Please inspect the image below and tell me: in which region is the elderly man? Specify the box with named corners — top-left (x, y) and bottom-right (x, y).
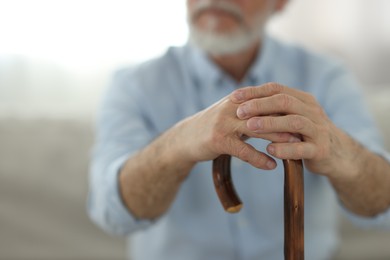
top-left (88, 0), bottom-right (390, 259)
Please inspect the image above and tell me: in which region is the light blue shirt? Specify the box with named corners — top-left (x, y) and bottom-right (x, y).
top-left (88, 36), bottom-right (390, 260)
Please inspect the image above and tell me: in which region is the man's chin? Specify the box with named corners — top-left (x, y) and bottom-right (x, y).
top-left (188, 28), bottom-right (260, 56)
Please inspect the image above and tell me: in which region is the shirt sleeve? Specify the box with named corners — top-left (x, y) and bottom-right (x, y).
top-left (320, 64), bottom-right (390, 229)
top-left (87, 68), bottom-right (156, 236)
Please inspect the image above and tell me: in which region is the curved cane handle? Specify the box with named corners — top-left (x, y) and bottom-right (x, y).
top-left (212, 155), bottom-right (304, 260)
top-left (212, 154), bottom-right (243, 213)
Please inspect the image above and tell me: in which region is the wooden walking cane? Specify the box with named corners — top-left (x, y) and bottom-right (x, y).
top-left (213, 155), bottom-right (304, 260)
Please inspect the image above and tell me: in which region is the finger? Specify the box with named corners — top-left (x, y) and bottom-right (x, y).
top-left (227, 139), bottom-right (277, 170)
top-left (240, 130), bottom-right (302, 143)
top-left (234, 120), bottom-right (302, 143)
top-left (236, 93), bottom-right (309, 120)
top-left (231, 82), bottom-right (317, 106)
top-left (267, 142), bottom-right (317, 160)
top-left (252, 132), bottom-right (302, 143)
top-left (246, 115), bottom-right (317, 138)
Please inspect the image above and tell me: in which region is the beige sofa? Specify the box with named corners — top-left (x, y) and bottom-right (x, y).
top-left (0, 89), bottom-right (389, 259)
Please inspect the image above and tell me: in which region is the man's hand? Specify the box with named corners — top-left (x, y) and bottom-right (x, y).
top-left (174, 95), bottom-right (301, 170)
top-left (230, 82), bottom-right (357, 178)
top-left (229, 82), bottom-right (390, 216)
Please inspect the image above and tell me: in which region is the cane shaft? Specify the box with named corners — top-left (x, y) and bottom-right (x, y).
top-left (212, 156), bottom-right (304, 260)
top-left (283, 159), bottom-right (304, 260)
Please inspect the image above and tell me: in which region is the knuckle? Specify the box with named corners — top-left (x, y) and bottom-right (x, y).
top-left (295, 143), bottom-right (306, 158)
top-left (306, 95), bottom-right (328, 117)
top-left (265, 117), bottom-right (276, 130)
top-left (316, 106), bottom-right (327, 118)
top-left (278, 94), bottom-right (292, 110)
top-left (265, 82), bottom-right (284, 95)
top-left (237, 145), bottom-right (250, 161)
top-left (253, 99), bottom-right (263, 112)
top-left (317, 146), bottom-right (327, 160)
top-left (254, 155), bottom-right (267, 168)
top-left (248, 86), bottom-right (257, 99)
top-left (289, 115), bottom-right (305, 131)
top-left (305, 93), bottom-right (320, 106)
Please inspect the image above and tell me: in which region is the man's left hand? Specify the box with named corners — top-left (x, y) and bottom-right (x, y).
top-left (230, 82), bottom-right (357, 178)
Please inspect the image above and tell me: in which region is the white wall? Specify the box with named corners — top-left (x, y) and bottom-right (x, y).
top-left (1, 0), bottom-right (389, 118)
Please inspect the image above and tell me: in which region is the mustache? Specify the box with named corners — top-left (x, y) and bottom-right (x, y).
top-left (189, 0), bottom-right (244, 22)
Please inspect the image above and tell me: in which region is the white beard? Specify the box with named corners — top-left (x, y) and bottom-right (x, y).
top-left (187, 0), bottom-right (265, 56)
top-left (188, 21), bottom-right (263, 56)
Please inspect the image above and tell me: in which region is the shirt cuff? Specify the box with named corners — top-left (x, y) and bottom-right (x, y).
top-left (340, 205), bottom-right (390, 230)
top-left (105, 154), bottom-right (154, 235)
top-left (379, 149), bottom-right (390, 163)
top-left (339, 148), bottom-right (390, 229)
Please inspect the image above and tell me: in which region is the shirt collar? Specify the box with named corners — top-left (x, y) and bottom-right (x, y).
top-left (186, 42), bottom-right (224, 88)
top-left (246, 34), bottom-right (273, 85)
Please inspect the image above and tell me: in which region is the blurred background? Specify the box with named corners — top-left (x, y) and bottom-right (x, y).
top-left (0, 0), bottom-right (389, 259)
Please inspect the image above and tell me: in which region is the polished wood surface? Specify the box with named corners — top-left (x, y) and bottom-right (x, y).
top-left (283, 159), bottom-right (304, 260)
top-left (213, 155), bottom-right (304, 260)
top-left (212, 154), bottom-right (242, 213)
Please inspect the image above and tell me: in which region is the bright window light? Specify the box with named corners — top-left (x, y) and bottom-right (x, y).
top-left (0, 1), bottom-right (189, 117)
top-left (0, 0), bottom-right (189, 69)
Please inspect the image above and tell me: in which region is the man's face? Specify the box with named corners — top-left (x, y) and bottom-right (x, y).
top-left (187, 0), bottom-right (286, 55)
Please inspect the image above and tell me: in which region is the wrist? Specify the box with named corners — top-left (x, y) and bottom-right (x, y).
top-left (156, 125), bottom-right (196, 179)
top-left (326, 132), bottom-right (365, 182)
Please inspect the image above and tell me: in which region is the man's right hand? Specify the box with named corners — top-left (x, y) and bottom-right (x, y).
top-left (170, 95), bottom-right (300, 170)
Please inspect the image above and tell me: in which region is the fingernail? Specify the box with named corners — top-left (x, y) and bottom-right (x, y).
top-left (267, 160), bottom-right (276, 169)
top-left (247, 118), bottom-right (262, 131)
top-left (237, 105), bottom-right (247, 119)
top-left (267, 145), bottom-right (275, 155)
